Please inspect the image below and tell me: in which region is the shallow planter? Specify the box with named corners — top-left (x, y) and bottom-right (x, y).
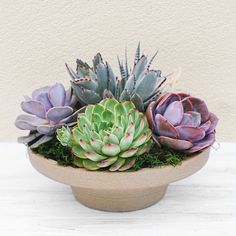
top-left (28, 148), bottom-right (210, 212)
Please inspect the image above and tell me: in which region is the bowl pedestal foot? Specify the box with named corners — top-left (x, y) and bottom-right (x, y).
top-left (71, 185), bottom-right (168, 212)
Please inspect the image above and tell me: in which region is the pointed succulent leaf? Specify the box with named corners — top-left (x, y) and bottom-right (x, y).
top-left (77, 114), bottom-right (91, 131)
top-left (92, 53), bottom-right (103, 72)
top-left (109, 158), bottom-right (126, 171)
top-left (135, 73), bottom-right (165, 101)
top-left (146, 50), bottom-right (158, 70)
top-left (73, 128), bottom-right (88, 144)
top-left (131, 93), bottom-right (144, 112)
top-left (120, 123), bottom-right (135, 151)
top-left (106, 62), bottom-right (116, 95)
top-left (72, 145), bottom-right (87, 159)
top-left (77, 138), bottom-right (94, 152)
top-left (133, 56), bottom-right (147, 79)
top-left (102, 143), bottom-right (121, 156)
top-left (73, 78), bottom-right (98, 91)
top-left (131, 132), bottom-right (148, 148)
top-left (119, 89), bottom-right (131, 101)
top-left (56, 127), bottom-right (72, 142)
top-left (84, 152), bottom-right (107, 162)
top-left (122, 101), bottom-right (135, 114)
top-left (118, 158), bottom-right (136, 171)
top-left (133, 117), bottom-right (145, 140)
top-left (102, 89), bottom-right (114, 99)
top-left (103, 133), bottom-right (119, 145)
top-left (85, 105), bottom-right (94, 121)
top-left (97, 157), bottom-right (118, 168)
top-left (134, 42), bottom-right (140, 64)
top-left (136, 141), bottom-right (152, 155)
top-left (111, 126), bottom-right (124, 141)
top-left (90, 138), bottom-right (103, 153)
top-left (123, 75), bottom-right (135, 95)
top-left (73, 158), bottom-right (84, 167)
top-left (102, 109), bottom-right (114, 122)
top-left (96, 63), bottom-right (108, 96)
top-left (83, 160), bottom-right (100, 170)
top-left (103, 98), bottom-right (119, 111)
top-left (114, 103), bottom-right (126, 117)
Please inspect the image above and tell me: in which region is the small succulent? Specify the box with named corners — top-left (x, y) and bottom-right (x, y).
top-left (15, 83), bottom-right (79, 148)
top-left (66, 43), bottom-right (171, 112)
top-left (57, 98), bottom-right (153, 171)
top-left (146, 93), bottom-right (218, 154)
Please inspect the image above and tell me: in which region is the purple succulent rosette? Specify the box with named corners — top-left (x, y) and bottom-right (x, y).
top-left (15, 83), bottom-right (79, 148)
top-left (146, 92), bottom-right (218, 154)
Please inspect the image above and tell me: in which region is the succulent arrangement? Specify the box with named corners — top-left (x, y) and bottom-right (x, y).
top-left (15, 44), bottom-right (218, 172)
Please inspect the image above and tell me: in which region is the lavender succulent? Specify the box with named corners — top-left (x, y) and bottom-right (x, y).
top-left (15, 83), bottom-right (79, 148)
top-left (146, 92), bottom-right (218, 154)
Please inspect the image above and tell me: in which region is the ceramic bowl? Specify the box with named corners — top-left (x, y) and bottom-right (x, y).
top-left (28, 148), bottom-right (210, 212)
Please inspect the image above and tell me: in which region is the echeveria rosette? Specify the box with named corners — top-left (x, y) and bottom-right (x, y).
top-left (57, 98), bottom-right (153, 171)
top-left (146, 92), bottom-right (218, 154)
top-left (15, 83), bottom-right (79, 148)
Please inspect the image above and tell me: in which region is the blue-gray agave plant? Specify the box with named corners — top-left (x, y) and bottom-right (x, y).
top-left (66, 44), bottom-right (171, 112)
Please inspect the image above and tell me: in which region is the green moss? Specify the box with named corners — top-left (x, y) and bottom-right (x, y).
top-left (133, 145), bottom-right (188, 170)
top-left (31, 138), bottom-right (74, 166)
top-left (31, 138), bottom-right (188, 170)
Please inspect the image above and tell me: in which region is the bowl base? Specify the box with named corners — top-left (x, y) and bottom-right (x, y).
top-left (71, 185), bottom-right (168, 212)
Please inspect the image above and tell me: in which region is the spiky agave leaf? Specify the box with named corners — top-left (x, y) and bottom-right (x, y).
top-left (66, 44), bottom-right (174, 112)
top-left (57, 98), bottom-right (152, 171)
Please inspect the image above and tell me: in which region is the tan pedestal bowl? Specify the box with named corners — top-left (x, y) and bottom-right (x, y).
top-left (28, 148), bottom-right (210, 212)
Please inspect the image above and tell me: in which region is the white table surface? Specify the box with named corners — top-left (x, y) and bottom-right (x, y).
top-left (0, 142), bottom-right (235, 236)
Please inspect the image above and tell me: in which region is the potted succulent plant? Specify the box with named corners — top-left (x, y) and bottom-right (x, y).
top-left (15, 44), bottom-right (218, 212)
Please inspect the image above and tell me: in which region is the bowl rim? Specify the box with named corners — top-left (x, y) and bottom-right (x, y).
top-left (27, 147), bottom-right (210, 190)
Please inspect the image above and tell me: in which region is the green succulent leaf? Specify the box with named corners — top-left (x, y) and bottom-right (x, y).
top-left (97, 156), bottom-right (118, 168)
top-left (109, 158), bottom-right (126, 171)
top-left (84, 152), bottom-right (107, 162)
top-left (85, 105), bottom-right (94, 121)
top-left (103, 133), bottom-right (119, 145)
top-left (73, 158), bottom-right (84, 167)
top-left (119, 147), bottom-right (138, 158)
top-left (90, 138), bottom-right (103, 153)
top-left (83, 159), bottom-right (100, 170)
top-left (102, 109), bottom-right (114, 122)
top-left (119, 158), bottom-right (136, 171)
top-left (72, 145), bottom-right (86, 159)
top-left (102, 143), bottom-right (121, 156)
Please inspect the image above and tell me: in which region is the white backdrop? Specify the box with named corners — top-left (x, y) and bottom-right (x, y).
top-left (0, 0), bottom-right (235, 141)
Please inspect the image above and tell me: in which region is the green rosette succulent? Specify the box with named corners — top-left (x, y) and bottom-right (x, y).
top-left (57, 98), bottom-right (153, 171)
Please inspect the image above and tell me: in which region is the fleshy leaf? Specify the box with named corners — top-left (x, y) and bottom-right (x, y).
top-left (109, 158), bottom-right (126, 171)
top-left (119, 147), bottom-right (138, 158)
top-left (163, 101), bottom-right (183, 126)
top-left (118, 158), bottom-right (136, 171)
top-left (82, 160), bottom-right (100, 170)
top-left (158, 136), bottom-right (193, 150)
top-left (84, 152), bottom-right (107, 162)
top-left (97, 157), bottom-right (118, 168)
top-left (102, 143), bottom-right (121, 156)
top-left (48, 83), bottom-right (66, 106)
